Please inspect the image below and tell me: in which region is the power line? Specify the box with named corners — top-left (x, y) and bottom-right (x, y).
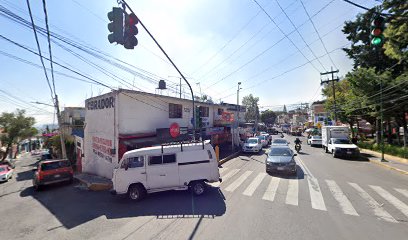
top-left (252, 0), bottom-right (321, 72)
top-left (0, 34), bottom-right (169, 112)
top-left (274, 0), bottom-right (327, 71)
top-left (25, 0), bottom-right (54, 99)
top-left (198, 0), bottom-right (299, 81)
top-left (41, 0), bottom-right (56, 94)
top-left (190, 7), bottom-right (265, 75)
top-left (203, 0), bottom-right (336, 90)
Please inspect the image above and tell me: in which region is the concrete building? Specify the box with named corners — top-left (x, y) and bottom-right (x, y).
top-left (84, 89), bottom-right (244, 178)
top-left (61, 107), bottom-right (85, 136)
top-left (310, 100), bottom-right (330, 126)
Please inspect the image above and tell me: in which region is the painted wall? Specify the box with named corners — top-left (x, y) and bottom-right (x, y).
top-left (84, 92), bottom-right (118, 179)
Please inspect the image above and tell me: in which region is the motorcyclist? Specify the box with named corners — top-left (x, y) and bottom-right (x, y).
top-left (294, 138), bottom-right (302, 152)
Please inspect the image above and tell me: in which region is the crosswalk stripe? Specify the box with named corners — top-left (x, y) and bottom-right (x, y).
top-left (262, 177), bottom-right (280, 202)
top-left (326, 180), bottom-right (358, 216)
top-left (213, 169), bottom-right (239, 187)
top-left (243, 173), bottom-right (267, 196)
top-left (370, 185), bottom-right (408, 218)
top-left (285, 179), bottom-right (298, 206)
top-left (225, 171), bottom-right (253, 192)
top-left (349, 183), bottom-right (397, 223)
top-left (308, 177), bottom-right (327, 211)
top-left (219, 167), bottom-right (228, 174)
top-left (394, 188), bottom-right (408, 199)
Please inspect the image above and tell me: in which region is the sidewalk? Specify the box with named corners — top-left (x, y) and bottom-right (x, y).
top-left (218, 144), bottom-right (241, 165)
top-left (361, 149), bottom-right (408, 175)
top-left (74, 173), bottom-right (113, 191)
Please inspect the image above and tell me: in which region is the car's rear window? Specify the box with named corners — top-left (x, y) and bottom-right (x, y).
top-left (41, 161), bottom-right (71, 171)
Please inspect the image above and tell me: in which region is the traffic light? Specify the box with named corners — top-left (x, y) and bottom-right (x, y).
top-left (107, 7), bottom-right (124, 44)
top-left (370, 15), bottom-right (385, 47)
top-left (124, 13), bottom-right (138, 49)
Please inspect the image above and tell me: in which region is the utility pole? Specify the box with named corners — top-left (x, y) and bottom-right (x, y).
top-left (233, 82), bottom-right (242, 150)
top-left (33, 99), bottom-right (67, 159)
top-left (320, 67), bottom-right (339, 125)
top-left (168, 76), bottom-right (182, 99)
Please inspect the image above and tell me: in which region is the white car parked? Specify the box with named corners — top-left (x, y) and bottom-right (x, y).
top-left (111, 140), bottom-right (221, 201)
top-left (257, 135), bottom-right (269, 148)
top-left (242, 137), bottom-right (262, 153)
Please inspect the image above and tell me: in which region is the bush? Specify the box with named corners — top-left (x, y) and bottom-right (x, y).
top-left (357, 141), bottom-right (408, 159)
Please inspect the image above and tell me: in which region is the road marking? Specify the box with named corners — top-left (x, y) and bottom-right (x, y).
top-left (213, 169), bottom-right (239, 187)
top-left (325, 180), bottom-right (358, 216)
top-left (394, 188), bottom-right (408, 199)
top-left (285, 179), bottom-right (299, 206)
top-left (308, 177), bottom-right (327, 211)
top-left (243, 172), bottom-right (266, 196)
top-left (219, 167), bottom-right (228, 174)
top-left (262, 177), bottom-right (280, 202)
top-left (370, 185), bottom-right (408, 218)
top-left (349, 182), bottom-right (397, 223)
top-left (294, 154), bottom-right (314, 178)
top-left (225, 171), bottom-right (252, 192)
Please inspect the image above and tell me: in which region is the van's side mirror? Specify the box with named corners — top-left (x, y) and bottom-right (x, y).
top-left (124, 163), bottom-right (129, 171)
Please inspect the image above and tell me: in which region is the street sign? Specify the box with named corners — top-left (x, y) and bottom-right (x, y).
top-left (169, 122), bottom-right (180, 138)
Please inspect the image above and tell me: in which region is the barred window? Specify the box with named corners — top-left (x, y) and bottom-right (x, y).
top-left (200, 106), bottom-right (209, 117)
top-left (169, 103), bottom-right (182, 118)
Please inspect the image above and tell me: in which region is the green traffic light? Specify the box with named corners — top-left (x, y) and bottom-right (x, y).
top-left (371, 37), bottom-right (383, 46)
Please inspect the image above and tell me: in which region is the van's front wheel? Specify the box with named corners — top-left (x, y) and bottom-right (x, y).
top-left (190, 181), bottom-right (206, 196)
top-left (128, 184), bottom-right (145, 201)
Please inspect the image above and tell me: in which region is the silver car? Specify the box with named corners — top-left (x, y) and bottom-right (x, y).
top-left (265, 146), bottom-right (297, 175)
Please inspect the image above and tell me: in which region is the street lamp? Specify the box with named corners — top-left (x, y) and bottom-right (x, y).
top-left (32, 100), bottom-right (67, 159)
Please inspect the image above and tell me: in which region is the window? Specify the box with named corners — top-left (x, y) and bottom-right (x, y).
top-left (128, 156), bottom-right (144, 168)
top-left (41, 161), bottom-right (70, 171)
top-left (149, 155), bottom-right (163, 165)
top-left (169, 103), bottom-right (182, 118)
top-left (199, 106), bottom-right (209, 117)
top-left (163, 154), bottom-right (176, 164)
top-left (217, 108), bottom-right (223, 115)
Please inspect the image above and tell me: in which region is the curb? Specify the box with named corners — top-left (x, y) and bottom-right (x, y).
top-left (369, 159), bottom-right (408, 175)
top-left (74, 175), bottom-right (112, 191)
top-left (218, 151), bottom-right (241, 166)
top-left (360, 148), bottom-right (408, 164)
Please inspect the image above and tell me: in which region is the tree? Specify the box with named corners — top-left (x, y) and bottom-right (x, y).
top-left (261, 110), bottom-right (276, 125)
top-left (0, 109), bottom-right (37, 161)
top-left (383, 0), bottom-right (408, 61)
top-left (242, 94), bottom-right (260, 123)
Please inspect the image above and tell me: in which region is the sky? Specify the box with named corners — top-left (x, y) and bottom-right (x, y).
top-left (0, 0), bottom-right (380, 126)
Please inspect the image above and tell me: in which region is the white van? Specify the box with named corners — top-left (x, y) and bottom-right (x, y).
top-left (111, 140), bottom-right (221, 201)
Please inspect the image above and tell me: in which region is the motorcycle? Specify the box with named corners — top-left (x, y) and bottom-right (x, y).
top-left (295, 143), bottom-right (301, 153)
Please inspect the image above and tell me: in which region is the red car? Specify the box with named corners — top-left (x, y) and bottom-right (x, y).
top-left (32, 159), bottom-right (74, 190)
top-left (0, 165), bottom-right (14, 182)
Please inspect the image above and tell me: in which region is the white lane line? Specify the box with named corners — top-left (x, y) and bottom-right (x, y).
top-left (294, 154), bottom-right (314, 178)
top-left (219, 167), bottom-right (228, 174)
top-left (225, 171), bottom-right (252, 192)
top-left (308, 177), bottom-right (327, 211)
top-left (370, 185), bottom-right (408, 218)
top-left (285, 179), bottom-right (299, 206)
top-left (243, 172), bottom-right (267, 196)
top-left (262, 177), bottom-right (280, 202)
top-left (349, 182), bottom-right (397, 223)
top-left (213, 169), bottom-right (239, 187)
top-left (395, 188), bottom-right (408, 199)
top-left (325, 180), bottom-right (358, 216)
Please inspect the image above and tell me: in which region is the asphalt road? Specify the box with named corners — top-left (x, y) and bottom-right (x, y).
top-left (0, 137), bottom-right (407, 240)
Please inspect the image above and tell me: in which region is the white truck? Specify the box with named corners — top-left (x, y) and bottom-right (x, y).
top-left (322, 126), bottom-right (360, 158)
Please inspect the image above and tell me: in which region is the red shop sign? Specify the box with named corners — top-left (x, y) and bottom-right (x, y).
top-left (169, 122), bottom-right (180, 138)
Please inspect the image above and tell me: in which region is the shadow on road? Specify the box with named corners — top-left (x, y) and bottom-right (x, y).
top-left (16, 169), bottom-right (35, 182)
top-left (19, 182), bottom-right (226, 229)
top-left (297, 152), bottom-right (309, 155)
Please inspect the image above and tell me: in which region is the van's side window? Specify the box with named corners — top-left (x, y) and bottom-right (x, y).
top-left (207, 150), bottom-right (213, 159)
top-left (149, 156), bottom-right (162, 165)
top-left (163, 154), bottom-right (176, 164)
top-left (128, 157), bottom-right (144, 168)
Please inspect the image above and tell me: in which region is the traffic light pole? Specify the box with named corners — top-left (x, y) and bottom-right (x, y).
top-left (320, 67), bottom-right (339, 125)
top-left (120, 0), bottom-right (196, 139)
